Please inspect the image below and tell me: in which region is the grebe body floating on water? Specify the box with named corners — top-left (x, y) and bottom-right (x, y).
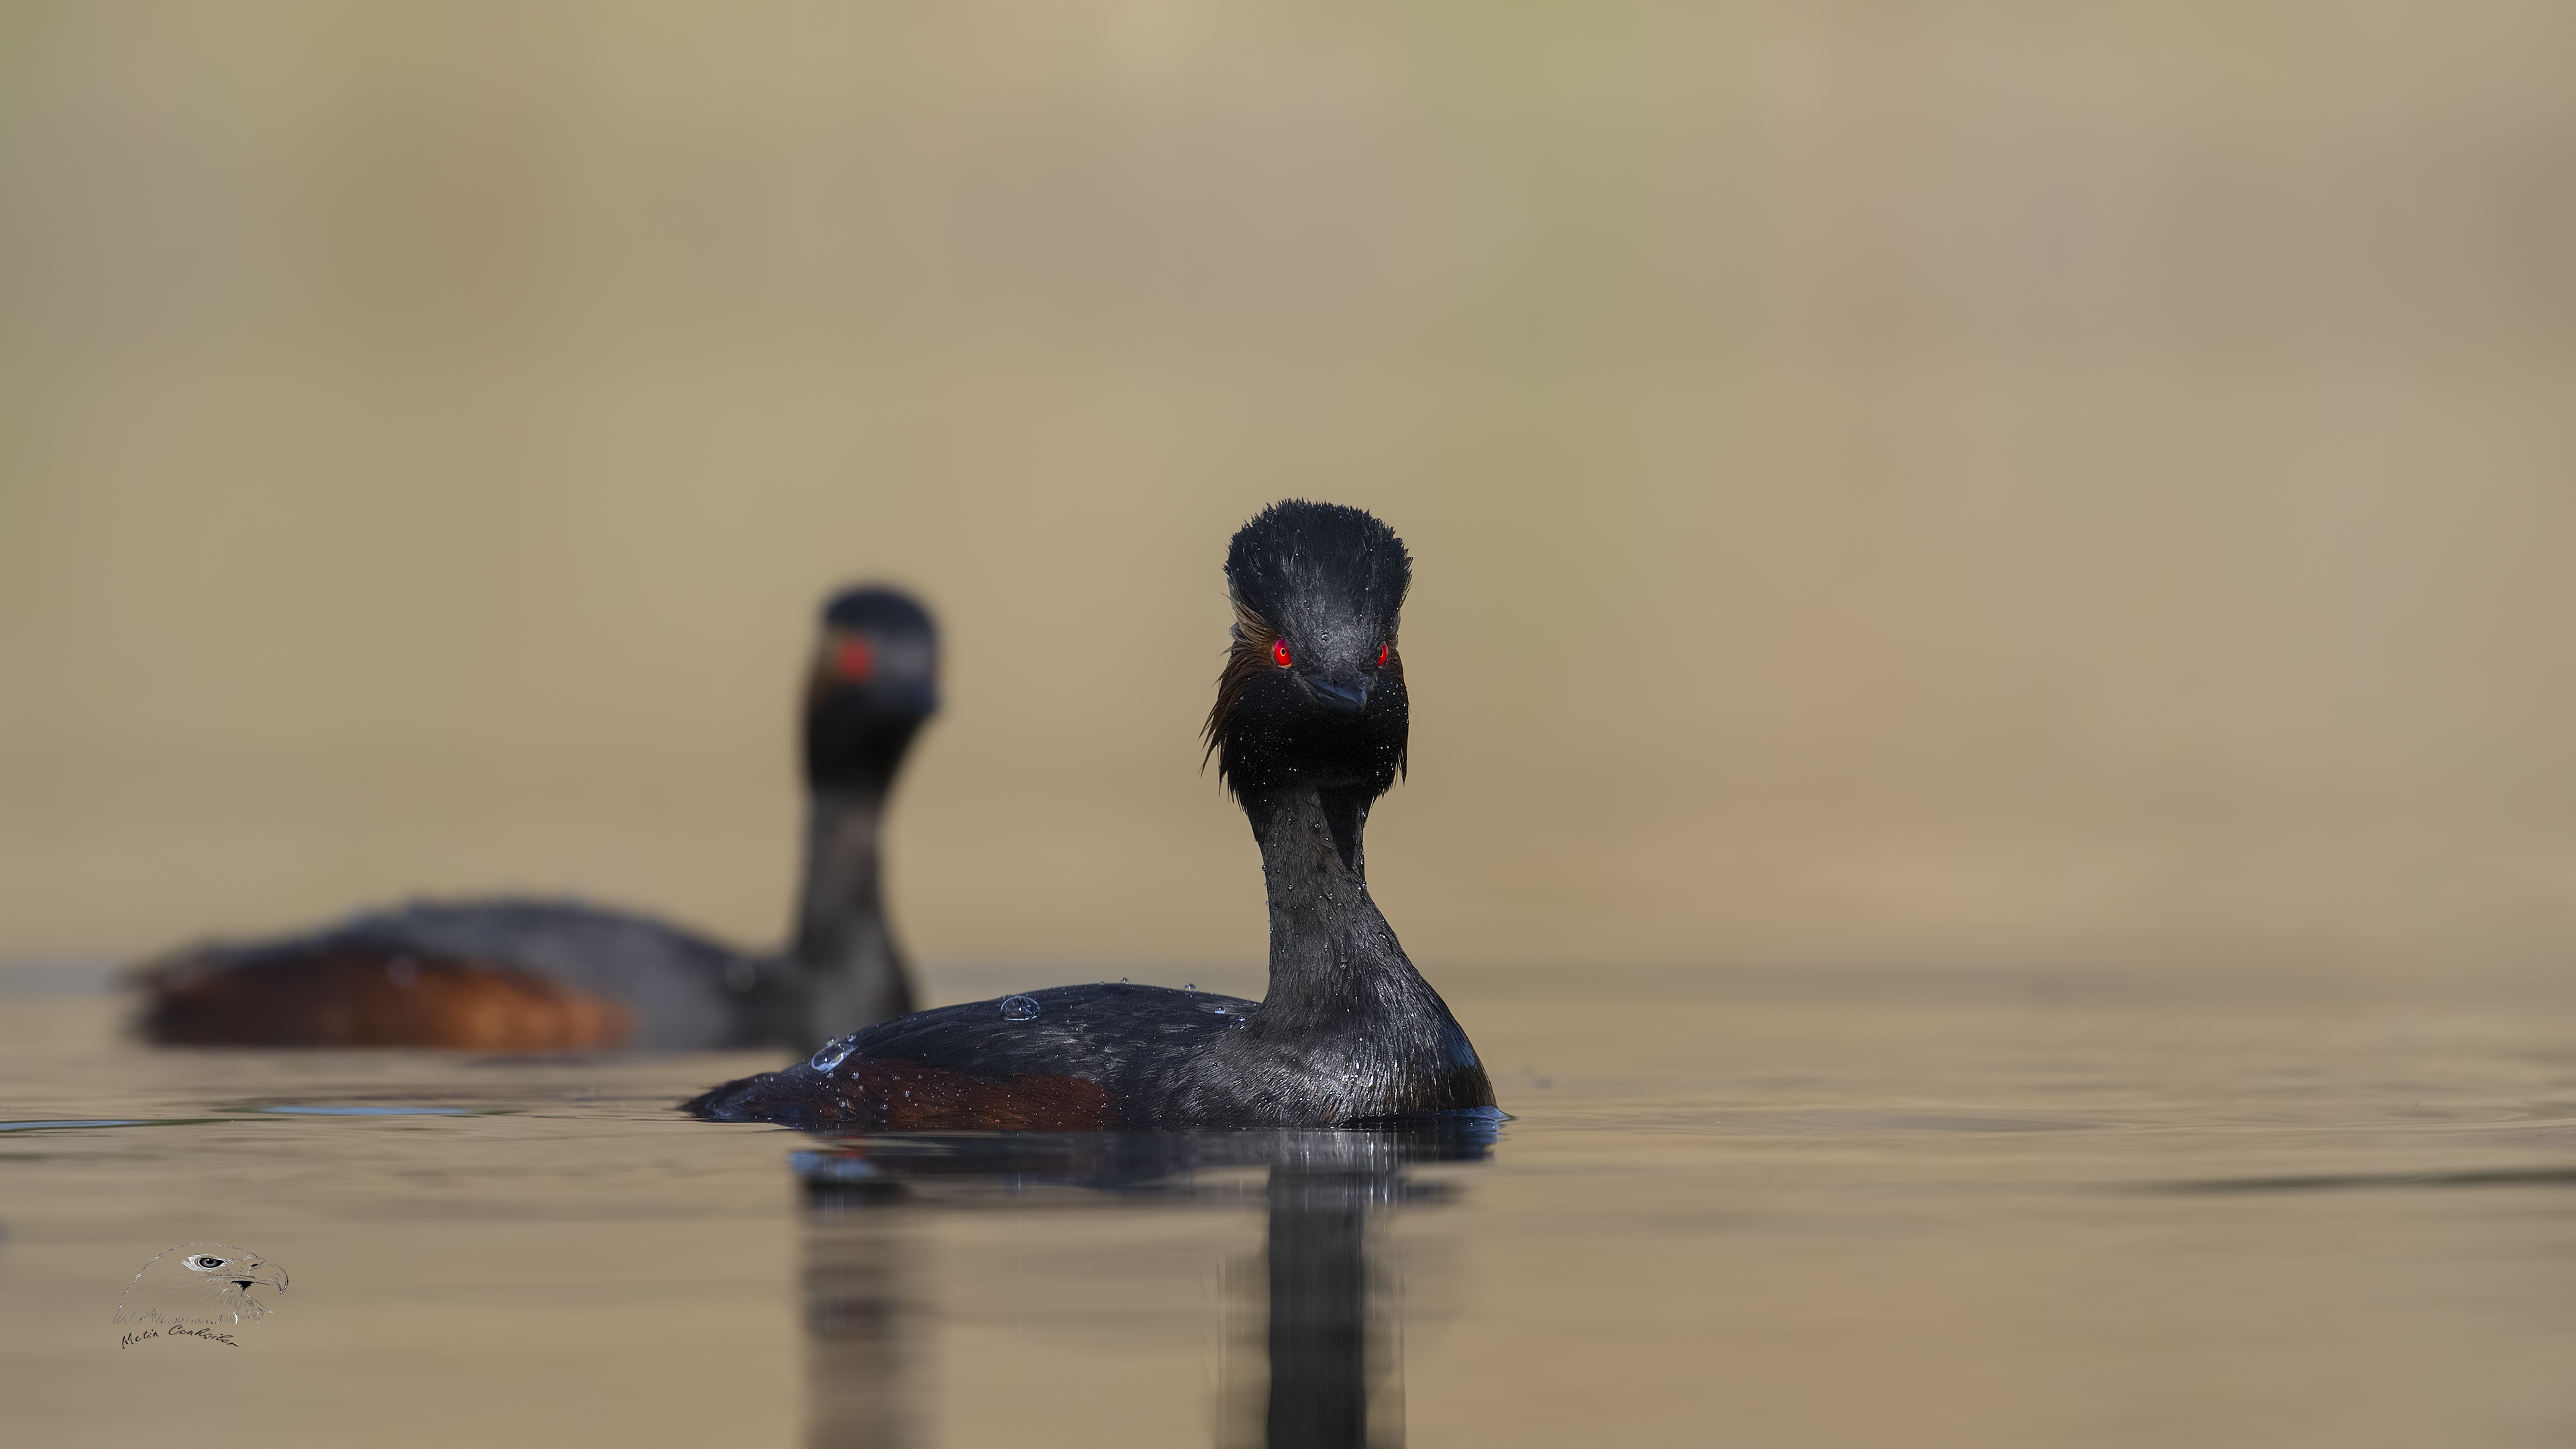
top-left (136, 588), bottom-right (936, 1053)
top-left (688, 501), bottom-right (1496, 1129)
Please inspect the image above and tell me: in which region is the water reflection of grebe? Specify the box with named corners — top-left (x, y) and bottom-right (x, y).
top-left (692, 502), bottom-right (1497, 1131)
top-left (796, 1118), bottom-right (1495, 1448)
top-left (136, 587), bottom-right (936, 1053)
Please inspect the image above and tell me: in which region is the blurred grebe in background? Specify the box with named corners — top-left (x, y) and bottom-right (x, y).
top-left (136, 587), bottom-right (937, 1053)
top-left (688, 500), bottom-right (1495, 1128)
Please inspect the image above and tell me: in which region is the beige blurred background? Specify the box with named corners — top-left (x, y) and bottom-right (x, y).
top-left (3, 1), bottom-right (2571, 985)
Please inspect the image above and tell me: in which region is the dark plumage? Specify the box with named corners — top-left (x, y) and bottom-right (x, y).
top-left (688, 500), bottom-right (1496, 1129)
top-left (136, 586), bottom-right (937, 1053)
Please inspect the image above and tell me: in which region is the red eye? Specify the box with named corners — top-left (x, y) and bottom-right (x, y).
top-left (1271, 637), bottom-right (1293, 668)
top-left (1376, 642), bottom-right (1389, 668)
top-left (833, 637), bottom-right (875, 682)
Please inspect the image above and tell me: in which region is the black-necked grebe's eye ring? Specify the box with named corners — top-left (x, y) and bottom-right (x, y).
top-left (1271, 638), bottom-right (1293, 668)
top-left (1376, 642), bottom-right (1389, 668)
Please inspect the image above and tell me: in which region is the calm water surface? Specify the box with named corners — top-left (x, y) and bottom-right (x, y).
top-left (5, 961), bottom-right (2575, 1446)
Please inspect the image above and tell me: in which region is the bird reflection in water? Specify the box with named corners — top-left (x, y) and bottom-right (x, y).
top-left (794, 1114), bottom-right (1497, 1448)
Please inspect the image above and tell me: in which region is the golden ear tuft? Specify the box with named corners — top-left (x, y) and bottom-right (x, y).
top-left (1201, 600), bottom-right (1280, 782)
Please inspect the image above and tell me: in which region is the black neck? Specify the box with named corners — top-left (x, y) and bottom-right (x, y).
top-left (1242, 785), bottom-right (1401, 1023)
top-left (1236, 784), bottom-right (1490, 1116)
top-left (791, 785), bottom-right (913, 1032)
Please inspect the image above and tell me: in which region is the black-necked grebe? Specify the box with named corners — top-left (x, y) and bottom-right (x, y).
top-left (136, 587), bottom-right (937, 1052)
top-left (687, 501), bottom-right (1495, 1128)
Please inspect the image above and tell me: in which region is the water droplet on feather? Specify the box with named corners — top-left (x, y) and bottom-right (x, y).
top-left (810, 1038), bottom-right (855, 1071)
top-left (1000, 995), bottom-right (1041, 1022)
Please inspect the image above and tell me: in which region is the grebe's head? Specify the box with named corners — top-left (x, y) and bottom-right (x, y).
top-left (806, 586), bottom-right (938, 792)
top-left (1203, 500), bottom-right (1410, 801)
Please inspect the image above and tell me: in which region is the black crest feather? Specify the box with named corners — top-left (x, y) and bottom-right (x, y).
top-left (1223, 500), bottom-right (1411, 645)
top-left (822, 587), bottom-right (934, 637)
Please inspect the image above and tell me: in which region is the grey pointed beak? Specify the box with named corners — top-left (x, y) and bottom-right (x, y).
top-left (1306, 672), bottom-right (1371, 712)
